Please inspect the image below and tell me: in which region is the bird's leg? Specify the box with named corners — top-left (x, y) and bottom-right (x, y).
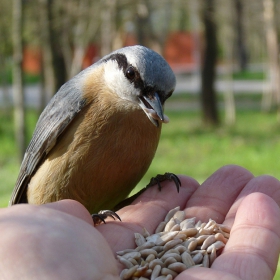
top-left (92, 210), bottom-right (121, 226)
top-left (91, 173), bottom-right (180, 225)
top-left (146, 172), bottom-right (181, 192)
top-left (113, 173), bottom-right (181, 211)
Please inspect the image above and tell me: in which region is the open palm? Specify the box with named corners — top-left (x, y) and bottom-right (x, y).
top-left (0, 165), bottom-right (279, 280)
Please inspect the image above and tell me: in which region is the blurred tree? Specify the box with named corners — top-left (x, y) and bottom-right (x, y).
top-left (200, 0), bottom-right (219, 125)
top-left (234, 0), bottom-right (248, 71)
top-left (0, 0), bottom-right (12, 110)
top-left (12, 0), bottom-right (26, 161)
top-left (39, 0), bottom-right (67, 102)
top-left (39, 0), bottom-right (56, 103)
top-left (100, 0), bottom-right (117, 57)
top-left (216, 0), bottom-right (236, 125)
top-left (262, 0), bottom-right (280, 116)
top-left (135, 0), bottom-right (155, 49)
top-left (68, 0), bottom-right (101, 78)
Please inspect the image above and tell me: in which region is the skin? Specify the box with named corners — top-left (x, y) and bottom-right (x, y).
top-left (1, 165), bottom-right (280, 280)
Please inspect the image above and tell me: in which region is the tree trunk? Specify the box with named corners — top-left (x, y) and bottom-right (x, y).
top-left (135, 0), bottom-right (158, 51)
top-left (224, 46), bottom-right (235, 126)
top-left (12, 0), bottom-right (26, 161)
top-left (262, 0), bottom-right (280, 116)
top-left (100, 0), bottom-right (116, 57)
top-left (39, 0), bottom-right (56, 103)
top-left (234, 0), bottom-right (248, 71)
top-left (39, 0), bottom-right (66, 102)
top-left (200, 0), bottom-right (219, 125)
top-left (69, 0), bottom-right (100, 78)
top-left (222, 4), bottom-right (236, 125)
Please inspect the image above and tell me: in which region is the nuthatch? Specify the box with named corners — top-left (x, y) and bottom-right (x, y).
top-left (9, 45), bottom-right (177, 221)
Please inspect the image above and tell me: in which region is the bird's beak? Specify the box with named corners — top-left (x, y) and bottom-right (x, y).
top-left (138, 92), bottom-right (170, 127)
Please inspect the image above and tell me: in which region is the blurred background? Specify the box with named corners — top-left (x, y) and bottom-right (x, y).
top-left (1, 0), bottom-right (280, 277)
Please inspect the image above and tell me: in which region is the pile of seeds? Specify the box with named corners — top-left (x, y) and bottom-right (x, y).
top-left (117, 206), bottom-right (230, 280)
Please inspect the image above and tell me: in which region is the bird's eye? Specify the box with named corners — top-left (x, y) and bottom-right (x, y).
top-left (125, 66), bottom-right (136, 80)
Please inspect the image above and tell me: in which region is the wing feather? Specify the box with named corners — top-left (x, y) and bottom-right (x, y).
top-left (9, 69), bottom-right (92, 205)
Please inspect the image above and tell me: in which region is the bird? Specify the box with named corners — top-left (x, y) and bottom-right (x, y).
top-left (9, 45), bottom-right (177, 222)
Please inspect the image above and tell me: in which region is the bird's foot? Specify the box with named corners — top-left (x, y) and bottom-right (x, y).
top-left (92, 210), bottom-right (121, 226)
top-left (146, 172), bottom-right (181, 193)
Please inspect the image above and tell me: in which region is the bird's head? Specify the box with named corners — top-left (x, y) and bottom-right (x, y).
top-left (101, 45), bottom-right (176, 127)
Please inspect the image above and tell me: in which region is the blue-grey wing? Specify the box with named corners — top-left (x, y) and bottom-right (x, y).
top-left (8, 65), bottom-right (97, 205)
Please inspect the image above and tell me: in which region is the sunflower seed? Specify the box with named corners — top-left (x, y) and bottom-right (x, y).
top-left (164, 207), bottom-right (180, 223)
top-left (161, 267), bottom-right (178, 277)
top-left (218, 224), bottom-right (231, 233)
top-left (118, 206), bottom-right (230, 279)
top-left (161, 253), bottom-right (181, 263)
top-left (215, 232), bottom-right (228, 244)
top-left (206, 241), bottom-right (225, 253)
top-left (140, 249), bottom-right (158, 258)
top-left (168, 262), bottom-right (187, 273)
top-left (163, 256), bottom-right (178, 267)
top-left (155, 222), bottom-right (167, 234)
top-left (209, 247), bottom-right (217, 265)
top-left (163, 239), bottom-right (183, 251)
top-left (146, 254), bottom-right (156, 263)
top-left (136, 241), bottom-right (156, 252)
top-left (117, 256), bottom-right (134, 268)
top-left (164, 218), bottom-right (177, 232)
top-left (180, 217), bottom-right (196, 230)
top-left (151, 264), bottom-right (161, 280)
top-left (135, 233), bottom-right (147, 246)
top-left (192, 252), bottom-right (203, 264)
top-left (120, 266), bottom-right (138, 280)
top-left (202, 254), bottom-right (209, 268)
top-left (201, 235), bottom-right (216, 250)
top-left (181, 251), bottom-right (195, 268)
top-left (173, 210), bottom-right (186, 222)
top-left (122, 251), bottom-right (142, 260)
top-left (149, 259), bottom-right (164, 270)
top-left (187, 240), bottom-right (198, 251)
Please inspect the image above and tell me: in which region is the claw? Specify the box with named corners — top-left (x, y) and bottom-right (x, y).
top-left (146, 172), bottom-right (181, 193)
top-left (169, 173), bottom-right (181, 193)
top-left (92, 210), bottom-right (121, 226)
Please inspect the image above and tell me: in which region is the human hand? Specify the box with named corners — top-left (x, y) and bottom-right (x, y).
top-left (1, 165), bottom-right (279, 280)
top-left (98, 164), bottom-right (280, 280)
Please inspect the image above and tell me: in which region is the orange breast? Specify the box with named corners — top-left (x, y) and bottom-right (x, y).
top-left (27, 83), bottom-right (161, 213)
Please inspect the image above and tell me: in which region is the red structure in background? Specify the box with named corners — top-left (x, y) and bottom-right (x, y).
top-left (82, 44), bottom-right (99, 68)
top-left (22, 32), bottom-right (197, 75)
top-left (22, 47), bottom-right (41, 74)
top-left (164, 32), bottom-right (197, 72)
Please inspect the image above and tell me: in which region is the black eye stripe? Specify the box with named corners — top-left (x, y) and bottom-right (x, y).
top-left (104, 53), bottom-right (164, 104)
top-left (105, 53), bottom-right (128, 70)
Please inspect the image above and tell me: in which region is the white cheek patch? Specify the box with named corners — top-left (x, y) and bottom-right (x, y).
top-left (103, 60), bottom-right (140, 102)
top-left (103, 59), bottom-right (169, 125)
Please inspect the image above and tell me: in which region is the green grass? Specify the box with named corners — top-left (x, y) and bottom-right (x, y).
top-left (219, 70), bottom-right (266, 81)
top-left (134, 107), bottom-right (280, 193)
top-left (232, 70), bottom-right (266, 80)
top-left (1, 65), bottom-right (40, 84)
top-left (0, 109), bottom-right (38, 206)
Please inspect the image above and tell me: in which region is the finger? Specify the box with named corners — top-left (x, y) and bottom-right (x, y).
top-left (42, 199), bottom-right (94, 225)
top-left (213, 192), bottom-right (280, 280)
top-left (175, 266), bottom-right (240, 280)
top-left (225, 175), bottom-right (280, 226)
top-left (97, 175), bottom-right (199, 252)
top-left (1, 204), bottom-right (119, 279)
top-left (184, 165), bottom-right (254, 223)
